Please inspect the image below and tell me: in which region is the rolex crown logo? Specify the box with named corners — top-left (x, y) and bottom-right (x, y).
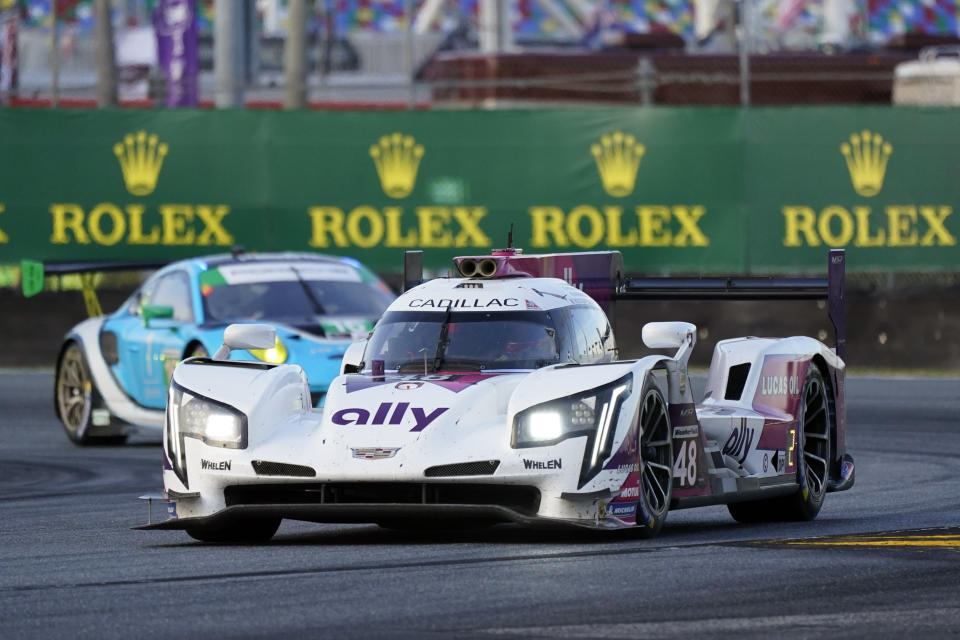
top-left (840, 130), bottom-right (892, 197)
top-left (370, 133), bottom-right (425, 199)
top-left (113, 130), bottom-right (168, 196)
top-left (591, 131), bottom-right (645, 198)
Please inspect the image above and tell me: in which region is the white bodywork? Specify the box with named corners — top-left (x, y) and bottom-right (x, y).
top-left (156, 274), bottom-right (849, 531)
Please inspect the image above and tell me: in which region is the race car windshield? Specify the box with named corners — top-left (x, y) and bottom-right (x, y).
top-left (364, 310), bottom-right (562, 372)
top-left (202, 280), bottom-right (393, 323)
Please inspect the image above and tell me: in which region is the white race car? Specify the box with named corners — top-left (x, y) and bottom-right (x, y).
top-left (138, 249), bottom-right (855, 542)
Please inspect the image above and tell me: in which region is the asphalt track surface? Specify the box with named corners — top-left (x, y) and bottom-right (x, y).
top-left (2, 370), bottom-right (960, 639)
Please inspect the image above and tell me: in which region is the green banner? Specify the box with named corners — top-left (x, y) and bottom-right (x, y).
top-left (0, 107), bottom-right (957, 273)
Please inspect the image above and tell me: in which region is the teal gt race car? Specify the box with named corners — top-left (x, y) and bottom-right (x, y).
top-left (48, 252), bottom-right (394, 445)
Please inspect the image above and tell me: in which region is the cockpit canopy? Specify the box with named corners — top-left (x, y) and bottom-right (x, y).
top-left (362, 305), bottom-right (615, 373)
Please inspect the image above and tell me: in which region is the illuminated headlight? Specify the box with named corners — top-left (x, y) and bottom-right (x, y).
top-left (249, 336), bottom-right (288, 364)
top-left (513, 374), bottom-right (632, 485)
top-left (165, 383), bottom-right (247, 485)
top-left (178, 390), bottom-right (245, 447)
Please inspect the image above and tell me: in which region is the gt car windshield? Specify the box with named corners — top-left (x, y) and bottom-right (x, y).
top-left (203, 280), bottom-right (393, 323)
top-left (363, 310), bottom-right (562, 372)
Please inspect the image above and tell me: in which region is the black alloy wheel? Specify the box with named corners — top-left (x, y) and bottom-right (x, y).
top-left (727, 366), bottom-right (832, 523)
top-left (636, 384), bottom-right (672, 537)
top-left (792, 367), bottom-right (832, 519)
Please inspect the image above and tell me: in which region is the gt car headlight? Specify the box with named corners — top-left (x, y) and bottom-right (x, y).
top-left (248, 336), bottom-right (288, 364)
top-left (513, 373), bottom-right (632, 486)
top-left (166, 383), bottom-right (248, 485)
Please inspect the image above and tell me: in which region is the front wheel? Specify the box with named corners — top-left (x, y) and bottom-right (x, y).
top-left (55, 343), bottom-right (126, 446)
top-left (635, 383), bottom-right (673, 538)
top-left (728, 366), bottom-right (832, 523)
top-left (185, 517), bottom-right (281, 544)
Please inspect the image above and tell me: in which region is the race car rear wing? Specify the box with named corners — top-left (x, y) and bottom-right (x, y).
top-left (617, 250), bottom-right (846, 359)
top-left (403, 248), bottom-right (846, 360)
top-left (20, 259), bottom-right (169, 317)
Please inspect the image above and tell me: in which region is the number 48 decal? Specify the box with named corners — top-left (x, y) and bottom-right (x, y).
top-left (673, 439), bottom-right (697, 487)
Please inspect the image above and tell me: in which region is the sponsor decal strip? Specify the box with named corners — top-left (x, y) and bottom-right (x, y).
top-left (522, 458), bottom-right (562, 470)
top-left (200, 459), bottom-right (232, 471)
top-left (408, 298), bottom-right (519, 309)
top-left (332, 402), bottom-right (449, 432)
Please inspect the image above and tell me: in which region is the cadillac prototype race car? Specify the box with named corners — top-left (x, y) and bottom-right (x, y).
top-left (34, 251), bottom-right (393, 445)
top-left (139, 248), bottom-right (854, 542)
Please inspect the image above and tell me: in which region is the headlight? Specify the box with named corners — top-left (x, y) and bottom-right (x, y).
top-left (166, 383), bottom-right (247, 485)
top-left (513, 374), bottom-right (632, 486)
top-left (177, 389), bottom-right (245, 448)
top-left (248, 335), bottom-right (288, 364)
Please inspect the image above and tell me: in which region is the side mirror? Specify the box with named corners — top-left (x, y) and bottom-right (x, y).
top-left (214, 324), bottom-right (277, 360)
top-left (340, 339), bottom-right (367, 375)
top-left (141, 304), bottom-right (173, 327)
top-left (642, 321), bottom-right (696, 349)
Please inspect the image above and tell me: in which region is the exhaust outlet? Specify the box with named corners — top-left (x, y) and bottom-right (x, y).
top-left (478, 259), bottom-right (498, 277)
top-left (458, 259), bottom-right (479, 277)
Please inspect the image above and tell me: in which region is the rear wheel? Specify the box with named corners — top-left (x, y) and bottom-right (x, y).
top-left (728, 366), bottom-right (832, 523)
top-left (784, 367), bottom-right (832, 520)
top-left (185, 517), bottom-right (281, 544)
top-left (55, 343), bottom-right (126, 446)
top-left (635, 383), bottom-right (673, 538)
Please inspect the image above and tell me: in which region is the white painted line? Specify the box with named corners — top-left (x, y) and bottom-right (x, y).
top-left (480, 607), bottom-right (960, 637)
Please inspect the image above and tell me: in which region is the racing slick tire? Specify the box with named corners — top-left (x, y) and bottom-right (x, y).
top-left (634, 382), bottom-right (673, 538)
top-left (185, 516), bottom-right (282, 544)
top-left (55, 342), bottom-right (126, 446)
top-left (728, 366), bottom-right (832, 524)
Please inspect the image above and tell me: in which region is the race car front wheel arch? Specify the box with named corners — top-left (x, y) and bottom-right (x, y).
top-left (727, 365), bottom-right (832, 524)
top-left (55, 342), bottom-right (126, 446)
top-left (635, 382), bottom-right (673, 538)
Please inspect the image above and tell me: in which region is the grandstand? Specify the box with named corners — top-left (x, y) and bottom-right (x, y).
top-left (2, 0), bottom-right (959, 107)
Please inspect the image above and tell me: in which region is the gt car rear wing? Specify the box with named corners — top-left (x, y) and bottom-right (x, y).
top-left (20, 259), bottom-right (169, 317)
top-left (403, 248), bottom-right (846, 360)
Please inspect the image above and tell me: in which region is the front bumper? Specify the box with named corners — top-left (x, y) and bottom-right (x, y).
top-left (134, 501), bottom-right (600, 531)
top-left (151, 427), bottom-right (634, 530)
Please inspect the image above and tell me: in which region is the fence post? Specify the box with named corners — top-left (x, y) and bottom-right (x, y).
top-left (737, 0), bottom-right (750, 107)
top-left (637, 57), bottom-right (655, 106)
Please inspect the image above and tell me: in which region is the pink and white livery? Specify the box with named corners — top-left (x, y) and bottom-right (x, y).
top-left (138, 248), bottom-right (854, 543)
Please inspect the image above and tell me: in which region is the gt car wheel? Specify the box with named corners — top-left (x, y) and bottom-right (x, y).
top-left (185, 517), bottom-right (281, 544)
top-left (635, 383), bottom-right (673, 538)
top-left (728, 366), bottom-right (832, 523)
top-left (55, 343), bottom-right (125, 445)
